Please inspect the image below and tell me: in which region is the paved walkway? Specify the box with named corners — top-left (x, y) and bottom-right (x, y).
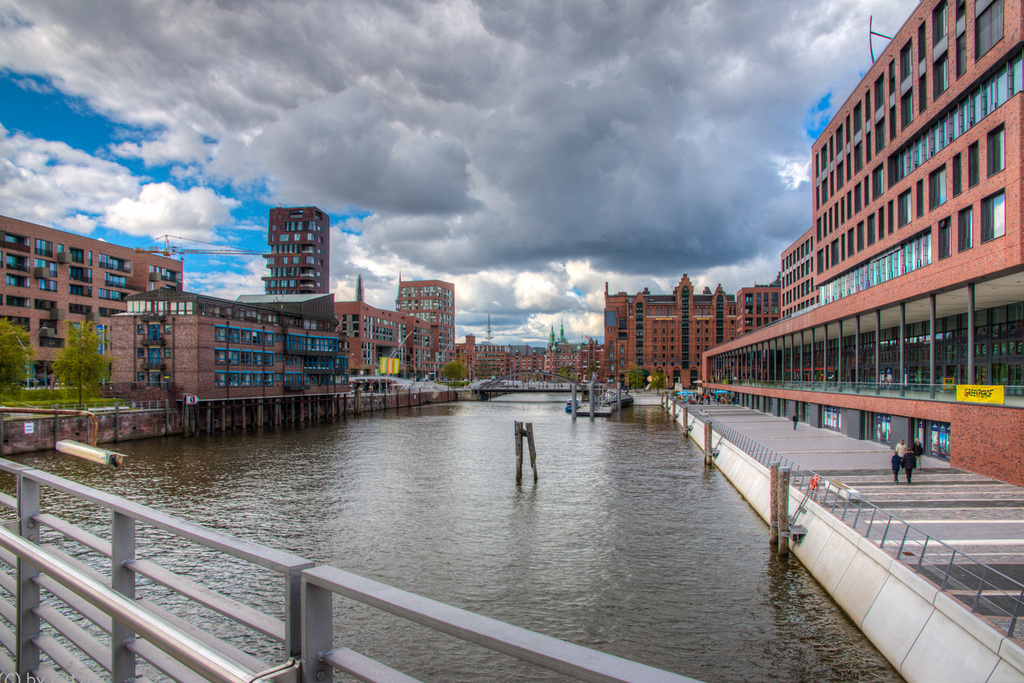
top-left (694, 404), bottom-right (1024, 580)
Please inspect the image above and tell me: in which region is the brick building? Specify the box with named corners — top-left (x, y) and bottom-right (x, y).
top-left (704, 0), bottom-right (1024, 485)
top-left (736, 280), bottom-right (782, 336)
top-left (263, 206), bottom-right (330, 295)
top-left (110, 290), bottom-right (347, 399)
top-left (335, 300), bottom-right (433, 379)
top-left (0, 215), bottom-right (182, 383)
top-left (396, 279), bottom-right (455, 375)
top-left (604, 277), bottom-right (744, 388)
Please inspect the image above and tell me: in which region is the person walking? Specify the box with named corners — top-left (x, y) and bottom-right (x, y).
top-left (903, 445), bottom-right (917, 483)
top-left (891, 451), bottom-right (903, 483)
top-left (792, 413), bottom-right (798, 430)
top-left (913, 439), bottom-right (924, 469)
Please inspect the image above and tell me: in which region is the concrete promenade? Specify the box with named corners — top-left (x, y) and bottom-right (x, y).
top-left (693, 404), bottom-right (1024, 581)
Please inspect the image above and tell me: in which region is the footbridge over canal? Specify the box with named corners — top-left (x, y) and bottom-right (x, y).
top-left (474, 372), bottom-right (595, 400)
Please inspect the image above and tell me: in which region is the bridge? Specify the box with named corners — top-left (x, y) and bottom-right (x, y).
top-left (475, 372), bottom-right (594, 399)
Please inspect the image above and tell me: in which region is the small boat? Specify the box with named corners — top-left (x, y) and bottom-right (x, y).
top-left (565, 399), bottom-right (580, 413)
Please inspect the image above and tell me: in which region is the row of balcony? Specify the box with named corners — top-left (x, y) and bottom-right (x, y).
top-left (715, 378), bottom-right (1024, 408)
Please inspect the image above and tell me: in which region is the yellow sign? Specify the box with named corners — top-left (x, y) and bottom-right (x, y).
top-left (379, 357), bottom-right (400, 375)
top-left (956, 384), bottom-right (1004, 404)
top-left (942, 377), bottom-right (956, 391)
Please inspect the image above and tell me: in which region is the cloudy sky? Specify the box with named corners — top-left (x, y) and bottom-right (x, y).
top-left (0, 0), bottom-right (917, 344)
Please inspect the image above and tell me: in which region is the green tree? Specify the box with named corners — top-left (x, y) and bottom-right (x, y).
top-left (441, 359), bottom-right (466, 382)
top-left (52, 322), bottom-right (108, 405)
top-left (584, 360), bottom-right (599, 382)
top-left (650, 370), bottom-right (667, 390)
top-left (625, 365), bottom-right (648, 390)
top-left (0, 319), bottom-right (33, 396)
top-left (557, 366), bottom-right (572, 379)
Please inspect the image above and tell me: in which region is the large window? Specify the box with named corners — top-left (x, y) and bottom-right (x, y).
top-left (968, 142), bottom-right (980, 187)
top-left (938, 218), bottom-right (951, 258)
top-left (952, 153), bottom-right (962, 196)
top-left (872, 165), bottom-right (884, 199)
top-left (958, 206), bottom-right (973, 251)
top-left (987, 125), bottom-right (1005, 176)
top-left (934, 55), bottom-right (949, 98)
top-left (898, 190), bottom-right (912, 226)
top-left (981, 190), bottom-right (1005, 242)
top-left (929, 165), bottom-right (947, 209)
top-left (976, 0), bottom-right (1004, 61)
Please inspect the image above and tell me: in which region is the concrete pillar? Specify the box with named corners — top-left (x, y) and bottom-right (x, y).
top-left (929, 293), bottom-right (937, 398)
top-left (854, 315), bottom-right (861, 385)
top-left (968, 282), bottom-right (976, 384)
top-left (875, 309), bottom-right (882, 385)
top-left (899, 302), bottom-right (906, 395)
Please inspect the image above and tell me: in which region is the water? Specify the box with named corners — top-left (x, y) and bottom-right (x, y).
top-left (13, 395), bottom-right (900, 682)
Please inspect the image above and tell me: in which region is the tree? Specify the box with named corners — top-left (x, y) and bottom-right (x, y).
top-left (441, 359), bottom-right (466, 382)
top-left (650, 370), bottom-right (667, 390)
top-left (625, 365), bottom-right (648, 390)
top-left (584, 360), bottom-right (599, 382)
top-left (0, 319), bottom-right (32, 395)
top-left (557, 366), bottom-right (572, 379)
top-left (52, 322), bottom-right (108, 405)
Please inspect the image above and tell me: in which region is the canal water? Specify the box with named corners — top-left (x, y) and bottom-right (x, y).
top-left (14, 395), bottom-right (900, 682)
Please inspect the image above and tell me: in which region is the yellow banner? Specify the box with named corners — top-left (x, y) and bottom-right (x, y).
top-left (379, 357), bottom-right (400, 375)
top-left (956, 384), bottom-right (1004, 404)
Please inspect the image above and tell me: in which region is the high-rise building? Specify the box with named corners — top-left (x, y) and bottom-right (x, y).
top-left (705, 0), bottom-right (1024, 485)
top-left (396, 279), bottom-right (455, 374)
top-left (263, 207), bottom-right (330, 295)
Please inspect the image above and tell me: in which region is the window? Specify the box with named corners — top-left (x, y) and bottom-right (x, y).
top-left (916, 179), bottom-right (925, 217)
top-left (872, 165), bottom-right (884, 199)
top-left (900, 41), bottom-right (913, 82)
top-left (938, 218), bottom-right (951, 258)
top-left (987, 125), bottom-right (1004, 176)
top-left (976, 0), bottom-right (1003, 61)
top-left (968, 142), bottom-right (979, 187)
top-left (958, 206), bottom-right (973, 251)
top-left (902, 91), bottom-right (914, 129)
top-left (952, 153), bottom-right (962, 195)
top-left (956, 33), bottom-right (967, 77)
top-left (981, 190), bottom-right (1005, 242)
top-left (929, 165), bottom-right (947, 209)
top-left (934, 55), bottom-right (948, 98)
top-left (933, 1), bottom-right (948, 44)
top-left (898, 190), bottom-right (912, 226)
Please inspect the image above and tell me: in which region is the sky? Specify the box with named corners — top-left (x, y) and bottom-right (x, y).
top-left (0, 0), bottom-right (918, 345)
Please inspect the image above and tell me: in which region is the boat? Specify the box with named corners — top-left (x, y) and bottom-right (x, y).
top-left (565, 399), bottom-right (580, 413)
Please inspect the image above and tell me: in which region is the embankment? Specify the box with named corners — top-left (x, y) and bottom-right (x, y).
top-left (683, 413), bottom-right (1024, 683)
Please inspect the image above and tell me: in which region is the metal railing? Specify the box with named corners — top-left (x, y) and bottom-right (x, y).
top-left (715, 379), bottom-right (1024, 406)
top-left (0, 458), bottom-right (697, 682)
top-left (683, 402), bottom-right (1024, 638)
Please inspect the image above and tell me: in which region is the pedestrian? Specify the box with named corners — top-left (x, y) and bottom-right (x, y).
top-left (891, 451), bottom-right (903, 483)
top-left (913, 439), bottom-right (924, 468)
top-left (792, 413), bottom-right (798, 430)
top-left (903, 446), bottom-right (917, 483)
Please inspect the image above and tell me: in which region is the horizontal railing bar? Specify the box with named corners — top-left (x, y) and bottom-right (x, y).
top-left (34, 603), bottom-right (109, 672)
top-left (305, 566), bottom-right (700, 683)
top-left (322, 646), bottom-right (421, 682)
top-left (33, 664), bottom-right (74, 683)
top-left (34, 574), bottom-right (113, 636)
top-left (33, 632), bottom-right (107, 683)
top-left (128, 637), bottom-right (219, 683)
top-left (0, 492), bottom-right (14, 511)
top-left (0, 525), bottom-right (263, 683)
top-left (35, 513), bottom-right (112, 558)
top-left (130, 558), bottom-right (285, 643)
top-left (0, 569), bottom-right (14, 601)
top-left (134, 598), bottom-right (272, 675)
top-left (0, 459), bottom-right (312, 575)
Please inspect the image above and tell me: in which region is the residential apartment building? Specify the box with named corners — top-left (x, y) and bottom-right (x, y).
top-left (263, 207), bottom-right (330, 295)
top-left (704, 0), bottom-right (1024, 485)
top-left (335, 300), bottom-right (433, 379)
top-left (110, 290), bottom-right (347, 398)
top-left (396, 279), bottom-right (455, 371)
top-left (0, 215), bottom-right (182, 383)
top-left (736, 280), bottom-right (782, 336)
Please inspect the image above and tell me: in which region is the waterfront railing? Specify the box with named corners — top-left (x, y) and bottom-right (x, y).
top-left (714, 379), bottom-right (1024, 407)
top-left (685, 405), bottom-right (1024, 638)
top-left (0, 458), bottom-right (698, 682)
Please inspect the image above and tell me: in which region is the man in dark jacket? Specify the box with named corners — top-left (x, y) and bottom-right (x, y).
top-left (903, 448), bottom-right (918, 483)
top-left (891, 452), bottom-right (902, 483)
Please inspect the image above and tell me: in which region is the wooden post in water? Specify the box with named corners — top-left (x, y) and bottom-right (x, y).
top-left (514, 421), bottom-right (538, 484)
top-left (682, 405), bottom-right (689, 435)
top-left (769, 463), bottom-right (779, 547)
top-left (777, 467), bottom-right (791, 556)
top-left (571, 384), bottom-right (577, 422)
top-left (703, 420), bottom-right (713, 465)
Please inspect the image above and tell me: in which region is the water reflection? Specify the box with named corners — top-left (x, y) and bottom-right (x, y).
top-left (11, 395), bottom-right (900, 682)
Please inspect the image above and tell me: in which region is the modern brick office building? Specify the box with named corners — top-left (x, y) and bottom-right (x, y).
top-left (0, 215), bottom-right (182, 383)
top-left (704, 0), bottom-right (1024, 485)
top-left (396, 279), bottom-right (455, 375)
top-left (263, 206), bottom-right (330, 295)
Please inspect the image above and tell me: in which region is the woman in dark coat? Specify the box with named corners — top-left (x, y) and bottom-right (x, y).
top-left (903, 448), bottom-right (917, 483)
top-left (891, 452), bottom-right (902, 483)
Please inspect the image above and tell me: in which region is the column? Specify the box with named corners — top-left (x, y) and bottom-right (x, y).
top-left (968, 283), bottom-right (976, 384)
top-left (899, 302), bottom-right (906, 396)
top-left (800, 330), bottom-right (805, 382)
top-left (875, 309), bottom-right (882, 387)
top-left (855, 315), bottom-right (861, 387)
top-left (837, 319), bottom-right (843, 386)
top-left (929, 293), bottom-right (937, 399)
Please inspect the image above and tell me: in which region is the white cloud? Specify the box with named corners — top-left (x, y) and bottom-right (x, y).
top-left (104, 182), bottom-right (237, 241)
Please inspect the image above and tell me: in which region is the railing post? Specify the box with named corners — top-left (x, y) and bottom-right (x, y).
top-left (111, 511), bottom-right (136, 681)
top-left (972, 566), bottom-right (989, 613)
top-left (1007, 586), bottom-right (1024, 638)
top-left (302, 578), bottom-right (334, 683)
top-left (16, 474), bottom-right (40, 678)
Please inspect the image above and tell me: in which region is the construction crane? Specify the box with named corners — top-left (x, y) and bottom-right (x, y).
top-left (143, 235), bottom-right (264, 258)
